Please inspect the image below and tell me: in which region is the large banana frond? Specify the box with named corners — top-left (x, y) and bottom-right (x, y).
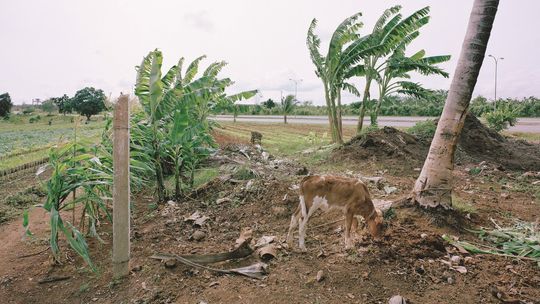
top-left (378, 7), bottom-right (430, 56)
top-left (373, 5), bottom-right (401, 33)
top-left (161, 65), bottom-right (178, 89)
top-left (342, 82), bottom-right (361, 97)
top-left (175, 57), bottom-right (185, 87)
top-left (307, 18), bottom-right (325, 78)
top-left (227, 90), bottom-right (258, 102)
top-left (327, 12), bottom-right (363, 58)
top-left (343, 64), bottom-right (366, 79)
top-left (395, 81), bottom-right (433, 99)
top-left (184, 55), bottom-right (207, 84)
top-left (203, 61), bottom-right (228, 78)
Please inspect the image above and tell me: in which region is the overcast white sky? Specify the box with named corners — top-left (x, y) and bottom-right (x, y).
top-left (1, 0), bottom-right (539, 105)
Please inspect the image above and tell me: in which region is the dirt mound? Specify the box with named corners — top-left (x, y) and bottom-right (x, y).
top-left (458, 115), bottom-right (540, 170)
top-left (334, 126), bottom-right (429, 169)
top-left (334, 115), bottom-right (540, 171)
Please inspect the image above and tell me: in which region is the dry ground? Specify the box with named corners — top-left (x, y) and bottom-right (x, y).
top-left (0, 122), bottom-right (539, 304)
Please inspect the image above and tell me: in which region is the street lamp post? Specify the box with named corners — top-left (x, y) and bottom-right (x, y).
top-left (289, 78), bottom-right (303, 100)
top-left (488, 54), bottom-right (503, 110)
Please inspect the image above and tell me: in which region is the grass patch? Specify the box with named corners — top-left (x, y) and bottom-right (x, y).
top-left (452, 195), bottom-right (477, 214)
top-left (407, 120), bottom-right (436, 140)
top-left (192, 167), bottom-right (219, 188)
top-left (5, 185), bottom-right (47, 208)
top-left (502, 131), bottom-right (540, 142)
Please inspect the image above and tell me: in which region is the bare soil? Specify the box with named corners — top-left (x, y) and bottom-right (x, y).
top-left (335, 114), bottom-right (540, 172)
top-left (0, 128), bottom-right (539, 304)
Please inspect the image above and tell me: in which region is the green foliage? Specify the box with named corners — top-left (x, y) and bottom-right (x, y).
top-left (233, 165), bottom-right (256, 180)
top-left (262, 98), bottom-right (276, 109)
top-left (483, 104), bottom-right (518, 132)
top-left (407, 119), bottom-right (436, 140)
top-left (24, 142), bottom-right (113, 270)
top-left (51, 94), bottom-right (73, 115)
top-left (41, 99), bottom-right (57, 114)
top-left (468, 167), bottom-right (482, 175)
top-left (451, 195), bottom-right (477, 214)
top-left (29, 115), bottom-right (41, 123)
top-left (134, 50), bottom-right (253, 200)
top-left (6, 186), bottom-right (47, 208)
top-left (0, 93), bottom-right (13, 118)
top-left (444, 219), bottom-right (540, 263)
top-left (71, 87), bottom-right (106, 120)
top-left (280, 94), bottom-right (298, 123)
top-left (22, 107), bottom-right (35, 115)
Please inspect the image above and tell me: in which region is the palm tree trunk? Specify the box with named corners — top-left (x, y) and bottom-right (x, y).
top-left (284, 114), bottom-right (287, 124)
top-left (152, 124), bottom-right (165, 202)
top-left (357, 77), bottom-right (372, 134)
top-left (337, 90), bottom-right (343, 136)
top-left (323, 83), bottom-right (339, 143)
top-left (413, 0), bottom-right (499, 208)
top-left (373, 86), bottom-right (387, 126)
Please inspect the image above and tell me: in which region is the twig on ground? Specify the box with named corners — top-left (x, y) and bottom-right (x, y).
top-left (38, 276), bottom-right (71, 284)
top-left (17, 246), bottom-right (50, 259)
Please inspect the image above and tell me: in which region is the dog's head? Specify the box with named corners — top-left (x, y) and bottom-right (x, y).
top-left (367, 208), bottom-right (384, 238)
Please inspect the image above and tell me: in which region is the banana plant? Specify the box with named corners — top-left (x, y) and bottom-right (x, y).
top-left (165, 101), bottom-right (216, 198)
top-left (136, 50), bottom-right (256, 200)
top-left (351, 5), bottom-right (432, 133)
top-left (370, 48), bottom-right (451, 126)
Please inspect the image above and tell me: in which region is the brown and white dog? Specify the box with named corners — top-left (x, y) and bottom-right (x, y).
top-left (287, 175), bottom-right (383, 251)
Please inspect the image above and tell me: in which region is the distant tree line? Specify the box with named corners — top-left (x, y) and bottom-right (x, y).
top-left (214, 92), bottom-right (540, 118)
top-left (2, 87), bottom-right (108, 121)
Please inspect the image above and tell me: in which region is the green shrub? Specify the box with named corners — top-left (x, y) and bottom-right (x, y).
top-left (407, 120), bottom-right (437, 140)
top-left (22, 107), bottom-right (35, 115)
top-left (233, 165), bottom-right (256, 180)
top-left (483, 105), bottom-right (517, 132)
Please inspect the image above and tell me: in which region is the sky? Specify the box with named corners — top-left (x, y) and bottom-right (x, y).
top-left (1, 0), bottom-right (539, 105)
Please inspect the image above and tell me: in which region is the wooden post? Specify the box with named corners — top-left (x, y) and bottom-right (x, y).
top-left (113, 94), bottom-right (130, 278)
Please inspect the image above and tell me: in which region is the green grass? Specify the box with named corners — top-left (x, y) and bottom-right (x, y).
top-left (452, 195), bottom-right (477, 214)
top-left (217, 122), bottom-right (356, 157)
top-left (0, 115), bottom-right (104, 170)
top-left (502, 131), bottom-right (540, 142)
top-left (193, 167), bottom-right (219, 187)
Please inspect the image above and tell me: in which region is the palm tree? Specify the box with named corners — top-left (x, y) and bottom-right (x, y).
top-left (281, 94), bottom-right (297, 124)
top-left (413, 0), bottom-right (499, 208)
top-left (371, 49), bottom-right (451, 126)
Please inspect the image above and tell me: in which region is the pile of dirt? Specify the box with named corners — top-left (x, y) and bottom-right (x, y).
top-left (458, 115), bottom-right (540, 171)
top-left (334, 115), bottom-right (540, 171)
top-left (334, 126), bottom-right (429, 170)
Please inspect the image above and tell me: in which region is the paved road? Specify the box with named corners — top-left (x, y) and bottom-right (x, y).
top-left (212, 115), bottom-right (540, 133)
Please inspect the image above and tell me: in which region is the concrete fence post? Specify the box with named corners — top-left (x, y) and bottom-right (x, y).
top-left (113, 94), bottom-right (130, 278)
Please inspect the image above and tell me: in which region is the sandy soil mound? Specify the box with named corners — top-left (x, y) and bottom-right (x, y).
top-left (335, 115), bottom-right (540, 171)
top-left (458, 115), bottom-right (540, 171)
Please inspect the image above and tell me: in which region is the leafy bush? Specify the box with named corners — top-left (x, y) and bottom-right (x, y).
top-left (0, 93), bottom-right (13, 118)
top-left (28, 115), bottom-right (41, 123)
top-left (407, 120), bottom-right (437, 140)
top-left (24, 143), bottom-right (113, 270)
top-left (71, 87), bottom-right (106, 121)
top-left (22, 107), bottom-right (35, 115)
top-left (483, 105), bottom-right (517, 132)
